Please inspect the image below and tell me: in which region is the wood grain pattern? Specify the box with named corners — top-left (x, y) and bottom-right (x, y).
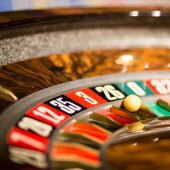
top-left (0, 48), bottom-right (169, 112)
top-left (105, 137), bottom-right (170, 170)
top-left (1, 7), bottom-right (170, 26)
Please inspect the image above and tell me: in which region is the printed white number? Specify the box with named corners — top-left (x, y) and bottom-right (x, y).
top-left (151, 79), bottom-right (170, 94)
top-left (18, 117), bottom-right (53, 137)
top-left (33, 106), bottom-right (65, 124)
top-left (9, 147), bottom-right (47, 168)
top-left (161, 79), bottom-right (170, 93)
top-left (75, 91), bottom-right (98, 104)
top-left (95, 85), bottom-right (125, 101)
top-left (50, 97), bottom-right (81, 114)
top-left (127, 82), bottom-right (146, 96)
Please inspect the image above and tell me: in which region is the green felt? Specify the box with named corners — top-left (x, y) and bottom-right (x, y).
top-left (157, 99), bottom-right (170, 112)
top-left (147, 104), bottom-right (170, 117)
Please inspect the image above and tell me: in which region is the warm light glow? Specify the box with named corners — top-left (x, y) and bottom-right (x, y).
top-left (132, 143), bottom-right (138, 146)
top-left (144, 63), bottom-right (149, 69)
top-left (153, 138), bottom-right (159, 142)
top-left (151, 10), bottom-right (161, 17)
top-left (166, 63), bottom-right (170, 68)
top-left (129, 11), bottom-right (139, 17)
top-left (116, 54), bottom-right (134, 65)
top-left (121, 65), bottom-right (127, 73)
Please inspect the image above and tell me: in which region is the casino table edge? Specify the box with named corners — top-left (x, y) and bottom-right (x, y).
top-left (1, 7), bottom-right (170, 31)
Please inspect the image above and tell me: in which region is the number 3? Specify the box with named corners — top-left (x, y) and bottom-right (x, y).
top-left (75, 91), bottom-right (98, 105)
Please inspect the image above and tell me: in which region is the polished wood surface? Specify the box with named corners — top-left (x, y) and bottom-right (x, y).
top-left (0, 48), bottom-right (169, 113)
top-left (1, 7), bottom-right (170, 30)
top-left (105, 136), bottom-right (170, 170)
top-left (1, 6), bottom-right (170, 24)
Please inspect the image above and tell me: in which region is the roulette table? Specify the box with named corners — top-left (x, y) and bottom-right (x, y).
top-left (0, 4), bottom-right (170, 170)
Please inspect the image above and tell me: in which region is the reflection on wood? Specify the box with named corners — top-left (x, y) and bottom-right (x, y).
top-left (0, 48), bottom-right (169, 112)
top-left (105, 137), bottom-right (170, 170)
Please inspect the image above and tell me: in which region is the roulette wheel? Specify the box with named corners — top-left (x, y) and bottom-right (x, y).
top-left (0, 3), bottom-right (170, 170)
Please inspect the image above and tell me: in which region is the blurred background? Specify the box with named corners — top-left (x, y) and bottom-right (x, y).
top-left (1, 0), bottom-right (170, 12)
